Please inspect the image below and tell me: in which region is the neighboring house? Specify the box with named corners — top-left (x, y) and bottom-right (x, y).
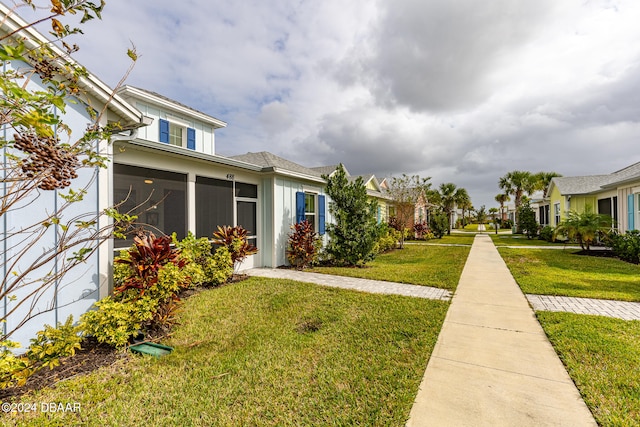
top-left (547, 161), bottom-right (640, 231)
top-left (357, 174), bottom-right (392, 224)
top-left (1, 8), bottom-right (146, 347)
top-left (528, 191), bottom-right (549, 227)
top-left (311, 165), bottom-right (393, 224)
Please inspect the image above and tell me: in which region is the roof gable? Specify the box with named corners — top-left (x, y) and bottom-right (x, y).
top-left (118, 85), bottom-right (226, 129)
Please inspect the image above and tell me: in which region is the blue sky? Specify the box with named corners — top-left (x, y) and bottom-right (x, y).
top-left (18, 0), bottom-right (640, 208)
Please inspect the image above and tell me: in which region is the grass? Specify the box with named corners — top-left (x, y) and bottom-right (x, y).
top-left (498, 248), bottom-right (640, 301)
top-left (7, 277), bottom-right (448, 426)
top-left (419, 234), bottom-right (476, 245)
top-left (311, 244), bottom-right (470, 290)
top-left (490, 234), bottom-right (570, 246)
top-left (537, 312), bottom-right (640, 426)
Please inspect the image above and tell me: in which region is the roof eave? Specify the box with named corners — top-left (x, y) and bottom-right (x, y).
top-left (118, 139), bottom-right (263, 171)
top-left (0, 4), bottom-right (145, 127)
top-left (118, 86), bottom-right (227, 129)
top-left (267, 167), bottom-right (326, 184)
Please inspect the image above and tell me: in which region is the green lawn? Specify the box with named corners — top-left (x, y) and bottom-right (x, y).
top-left (498, 248), bottom-right (640, 301)
top-left (311, 244), bottom-right (470, 290)
top-left (491, 234), bottom-right (571, 247)
top-left (7, 278), bottom-right (448, 426)
top-left (420, 234), bottom-right (476, 245)
top-left (538, 312), bottom-right (640, 426)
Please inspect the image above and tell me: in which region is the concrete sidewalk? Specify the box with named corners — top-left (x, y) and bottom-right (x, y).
top-left (406, 234), bottom-right (597, 427)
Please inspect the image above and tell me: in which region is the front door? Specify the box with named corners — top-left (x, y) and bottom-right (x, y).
top-left (236, 199), bottom-right (258, 269)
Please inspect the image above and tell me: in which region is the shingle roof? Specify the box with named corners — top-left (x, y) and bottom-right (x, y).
top-left (552, 175), bottom-right (611, 195)
top-left (228, 152), bottom-right (323, 177)
top-left (552, 161), bottom-right (640, 195)
top-left (310, 165), bottom-right (340, 177)
top-left (607, 161), bottom-right (640, 185)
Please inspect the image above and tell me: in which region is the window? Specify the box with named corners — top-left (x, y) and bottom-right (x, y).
top-left (195, 176), bottom-right (233, 238)
top-left (554, 203), bottom-right (560, 226)
top-left (169, 122), bottom-right (183, 147)
top-left (305, 193), bottom-right (316, 229)
top-left (629, 194), bottom-right (636, 231)
top-left (114, 164), bottom-right (187, 248)
top-left (296, 192), bottom-right (325, 234)
top-left (159, 119), bottom-right (196, 150)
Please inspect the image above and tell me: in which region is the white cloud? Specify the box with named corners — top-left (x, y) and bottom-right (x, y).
top-left (21, 0), bottom-right (640, 208)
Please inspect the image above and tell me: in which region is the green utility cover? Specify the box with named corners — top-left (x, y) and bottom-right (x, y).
top-left (129, 342), bottom-right (174, 358)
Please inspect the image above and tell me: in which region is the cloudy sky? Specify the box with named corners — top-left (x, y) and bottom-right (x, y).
top-left (23, 0), bottom-right (640, 208)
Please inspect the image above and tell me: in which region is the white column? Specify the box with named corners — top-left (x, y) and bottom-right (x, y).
top-left (188, 173), bottom-right (196, 235)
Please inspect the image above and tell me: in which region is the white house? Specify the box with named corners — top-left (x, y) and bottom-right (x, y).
top-left (1, 11), bottom-right (333, 347)
top-left (0, 5), bottom-right (146, 347)
top-left (112, 86), bottom-right (330, 270)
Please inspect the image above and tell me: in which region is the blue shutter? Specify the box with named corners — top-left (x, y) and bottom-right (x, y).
top-left (318, 195), bottom-right (326, 235)
top-left (296, 192), bottom-right (305, 223)
top-left (187, 127), bottom-right (196, 150)
top-left (159, 119), bottom-right (169, 143)
top-left (377, 206), bottom-right (381, 223)
top-left (629, 194), bottom-right (635, 231)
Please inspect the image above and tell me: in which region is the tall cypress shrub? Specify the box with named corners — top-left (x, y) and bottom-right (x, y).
top-left (324, 164), bottom-right (379, 266)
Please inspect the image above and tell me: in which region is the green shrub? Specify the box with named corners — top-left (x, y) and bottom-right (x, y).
top-left (606, 230), bottom-right (640, 264)
top-left (213, 225), bottom-right (258, 272)
top-left (287, 219), bottom-right (322, 270)
top-left (173, 232), bottom-right (233, 286)
top-left (0, 339), bottom-right (29, 389)
top-left (82, 232), bottom-right (194, 348)
top-left (1, 316), bottom-right (82, 389)
top-left (324, 164), bottom-right (379, 266)
top-left (539, 226), bottom-right (555, 242)
top-left (501, 219), bottom-right (514, 229)
top-left (374, 224), bottom-right (400, 254)
top-left (206, 246), bottom-right (233, 285)
top-left (518, 201), bottom-right (538, 239)
top-left (429, 212), bottom-right (449, 238)
top-left (80, 296), bottom-right (157, 348)
top-left (26, 315), bottom-right (83, 369)
top-left (113, 250), bottom-right (134, 288)
top-left (114, 232), bottom-right (185, 295)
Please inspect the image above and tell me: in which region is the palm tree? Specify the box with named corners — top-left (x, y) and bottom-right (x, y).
top-left (498, 171), bottom-right (536, 233)
top-left (489, 207), bottom-right (500, 234)
top-left (456, 188), bottom-right (471, 228)
top-left (438, 183), bottom-right (465, 235)
top-left (534, 171), bottom-right (562, 197)
top-left (554, 208), bottom-right (612, 251)
top-left (495, 193), bottom-right (510, 223)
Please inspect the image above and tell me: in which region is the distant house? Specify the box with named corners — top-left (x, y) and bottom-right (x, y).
top-left (311, 165), bottom-right (393, 224)
top-left (351, 174), bottom-right (393, 224)
top-left (547, 161), bottom-right (640, 231)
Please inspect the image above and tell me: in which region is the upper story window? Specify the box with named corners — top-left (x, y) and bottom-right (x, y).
top-left (159, 118), bottom-right (196, 150)
top-left (169, 122), bottom-right (184, 147)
